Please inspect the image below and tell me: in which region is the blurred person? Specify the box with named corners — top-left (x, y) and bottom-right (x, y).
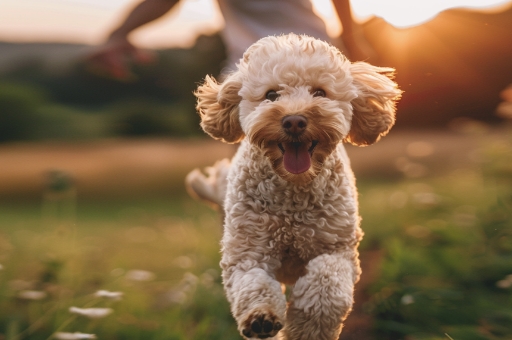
top-left (87, 0), bottom-right (377, 80)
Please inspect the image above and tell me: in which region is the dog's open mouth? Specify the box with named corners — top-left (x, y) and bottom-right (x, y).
top-left (277, 141), bottom-right (318, 174)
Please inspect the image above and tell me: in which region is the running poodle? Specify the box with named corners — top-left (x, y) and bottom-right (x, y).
top-left (187, 34), bottom-right (401, 340)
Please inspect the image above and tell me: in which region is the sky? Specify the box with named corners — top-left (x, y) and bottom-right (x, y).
top-left (0, 0), bottom-right (511, 48)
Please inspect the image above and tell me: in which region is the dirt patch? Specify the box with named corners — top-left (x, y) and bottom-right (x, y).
top-left (1, 128), bottom-right (504, 200)
top-left (0, 138), bottom-right (235, 200)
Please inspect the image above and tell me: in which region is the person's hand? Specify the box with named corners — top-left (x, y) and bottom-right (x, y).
top-left (86, 36), bottom-right (155, 80)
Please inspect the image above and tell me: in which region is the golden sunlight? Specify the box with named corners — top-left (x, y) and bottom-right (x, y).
top-left (314, 0), bottom-right (512, 29)
top-left (351, 0), bottom-right (512, 27)
top-left (0, 0), bottom-right (511, 47)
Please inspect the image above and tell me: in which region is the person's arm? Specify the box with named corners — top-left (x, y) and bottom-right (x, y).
top-left (108, 0), bottom-right (179, 41)
top-left (331, 0), bottom-right (377, 62)
top-left (332, 0), bottom-right (355, 37)
top-left (87, 0), bottom-right (179, 79)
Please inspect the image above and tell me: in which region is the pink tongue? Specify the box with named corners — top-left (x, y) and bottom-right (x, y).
top-left (283, 142), bottom-right (311, 174)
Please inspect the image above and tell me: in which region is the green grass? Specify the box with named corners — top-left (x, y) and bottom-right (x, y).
top-left (0, 196), bottom-right (239, 340)
top-left (0, 134), bottom-right (511, 340)
top-left (358, 137), bottom-right (512, 340)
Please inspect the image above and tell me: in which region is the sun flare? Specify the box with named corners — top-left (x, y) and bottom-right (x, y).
top-left (313, 0), bottom-right (512, 30)
top-left (0, 0), bottom-right (511, 47)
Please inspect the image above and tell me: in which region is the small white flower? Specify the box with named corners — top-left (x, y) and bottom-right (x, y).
top-left (181, 272), bottom-right (199, 287)
top-left (54, 332), bottom-right (97, 339)
top-left (200, 272), bottom-right (215, 287)
top-left (164, 272), bottom-right (200, 306)
top-left (173, 256), bottom-right (193, 269)
top-left (496, 280), bottom-right (511, 288)
top-left (401, 294), bottom-right (415, 305)
top-left (176, 272), bottom-right (198, 294)
top-left (125, 269), bottom-right (155, 282)
top-left (69, 307), bottom-right (113, 319)
top-left (110, 268), bottom-right (125, 277)
top-left (496, 274), bottom-right (512, 289)
top-left (17, 290), bottom-right (47, 300)
top-left (413, 192), bottom-right (440, 206)
top-left (166, 290), bottom-right (187, 304)
top-left (94, 290), bottom-right (124, 301)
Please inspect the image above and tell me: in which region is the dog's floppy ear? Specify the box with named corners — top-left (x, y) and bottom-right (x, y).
top-left (195, 73), bottom-right (244, 143)
top-left (345, 62), bottom-right (402, 146)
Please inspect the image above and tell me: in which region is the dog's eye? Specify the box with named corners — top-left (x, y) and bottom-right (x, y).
top-left (266, 90), bottom-right (280, 102)
top-left (312, 89), bottom-right (326, 98)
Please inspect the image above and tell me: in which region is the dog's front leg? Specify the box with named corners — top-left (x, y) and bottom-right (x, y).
top-left (284, 252), bottom-right (360, 340)
top-left (222, 257), bottom-right (287, 339)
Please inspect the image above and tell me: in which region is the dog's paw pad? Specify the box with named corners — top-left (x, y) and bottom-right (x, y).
top-left (242, 312), bottom-right (283, 339)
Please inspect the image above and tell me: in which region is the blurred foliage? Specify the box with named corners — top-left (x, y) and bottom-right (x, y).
top-left (2, 6), bottom-right (512, 134)
top-left (0, 34), bottom-right (226, 142)
top-left (0, 82), bottom-right (47, 142)
top-left (0, 82), bottom-right (110, 141)
top-left (359, 136), bottom-right (512, 339)
top-left (109, 99), bottom-right (199, 137)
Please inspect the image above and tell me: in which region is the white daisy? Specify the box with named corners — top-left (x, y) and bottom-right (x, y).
top-left (69, 307), bottom-right (113, 319)
top-left (17, 290), bottom-right (47, 300)
top-left (94, 290), bottom-right (124, 300)
top-left (125, 269), bottom-right (155, 282)
top-left (54, 332), bottom-right (97, 339)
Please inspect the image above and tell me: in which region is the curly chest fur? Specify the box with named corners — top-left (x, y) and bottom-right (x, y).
top-left (224, 143), bottom-right (361, 270)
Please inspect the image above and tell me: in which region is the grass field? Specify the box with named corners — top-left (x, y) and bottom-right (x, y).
top-left (0, 195), bottom-right (240, 340)
top-left (0, 128), bottom-right (511, 340)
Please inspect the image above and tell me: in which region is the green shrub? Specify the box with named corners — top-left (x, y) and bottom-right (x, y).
top-left (0, 82), bottom-right (47, 142)
top-left (109, 99), bottom-right (200, 137)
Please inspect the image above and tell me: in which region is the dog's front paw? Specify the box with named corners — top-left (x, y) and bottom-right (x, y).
top-left (241, 311), bottom-right (283, 339)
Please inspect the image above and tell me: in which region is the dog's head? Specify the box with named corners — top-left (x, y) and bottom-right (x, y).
top-left (196, 34), bottom-right (401, 184)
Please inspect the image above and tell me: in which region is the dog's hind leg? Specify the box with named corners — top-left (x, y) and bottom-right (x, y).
top-left (185, 158), bottom-right (230, 210)
top-left (283, 252), bottom-right (360, 340)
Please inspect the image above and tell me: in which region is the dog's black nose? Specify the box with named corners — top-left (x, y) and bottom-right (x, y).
top-left (282, 115), bottom-right (307, 135)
